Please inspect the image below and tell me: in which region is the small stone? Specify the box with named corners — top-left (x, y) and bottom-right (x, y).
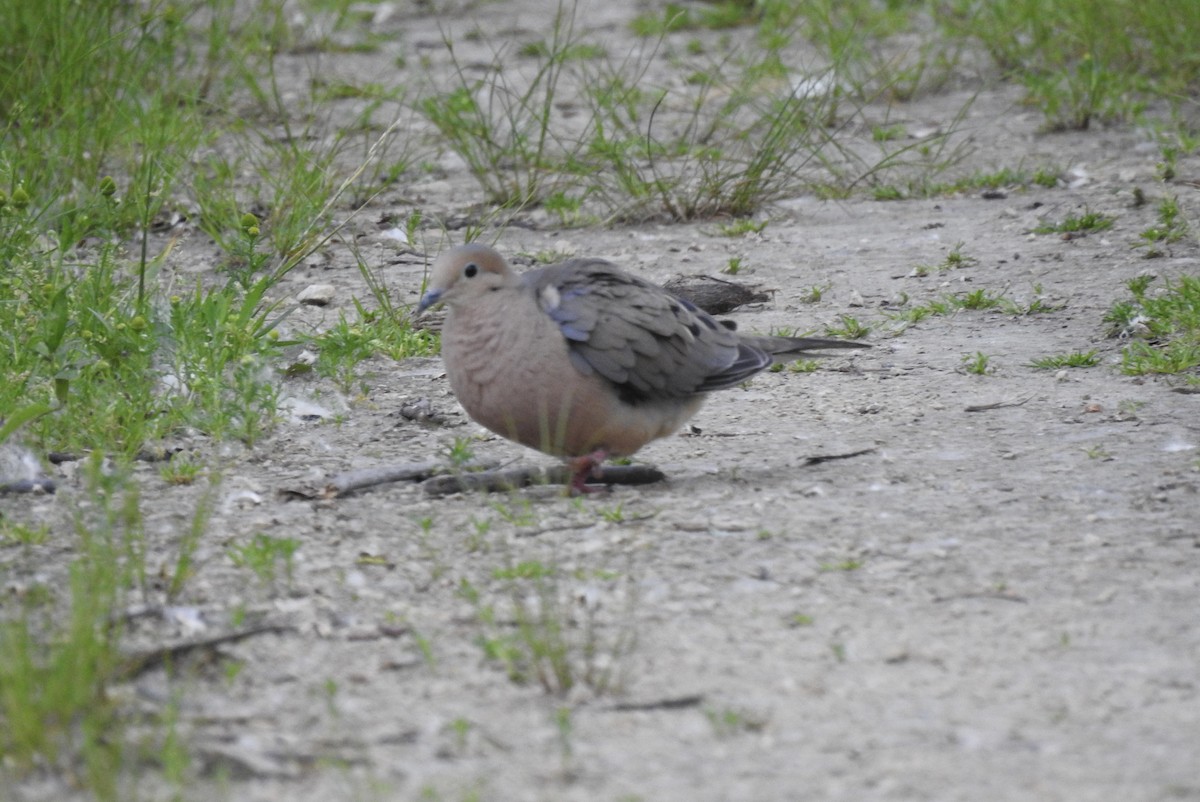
top-left (298, 284), bottom-right (336, 306)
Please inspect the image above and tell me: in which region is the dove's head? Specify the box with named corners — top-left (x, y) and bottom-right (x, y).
top-left (418, 243), bottom-right (515, 314)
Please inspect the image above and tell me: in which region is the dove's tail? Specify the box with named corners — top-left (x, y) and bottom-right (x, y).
top-left (743, 335), bottom-right (870, 358)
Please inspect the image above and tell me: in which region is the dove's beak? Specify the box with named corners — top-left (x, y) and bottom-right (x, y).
top-left (416, 288), bottom-right (443, 315)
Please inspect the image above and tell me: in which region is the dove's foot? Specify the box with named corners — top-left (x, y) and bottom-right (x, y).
top-left (566, 449), bottom-right (609, 495)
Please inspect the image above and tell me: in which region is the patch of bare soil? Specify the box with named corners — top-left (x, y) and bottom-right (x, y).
top-left (5, 2), bottom-right (1199, 801)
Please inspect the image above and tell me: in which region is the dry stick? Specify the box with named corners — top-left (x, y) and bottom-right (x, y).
top-left (118, 623), bottom-right (291, 681)
top-left (606, 694), bottom-right (706, 713)
top-left (964, 396), bottom-right (1032, 412)
top-left (799, 447), bottom-right (877, 466)
top-left (321, 459), bottom-right (500, 498)
top-left (423, 464), bottom-right (667, 496)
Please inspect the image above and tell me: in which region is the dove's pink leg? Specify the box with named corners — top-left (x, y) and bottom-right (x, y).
top-left (566, 449), bottom-right (608, 495)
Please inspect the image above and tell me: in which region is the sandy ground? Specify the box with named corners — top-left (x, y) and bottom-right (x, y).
top-left (4, 2), bottom-right (1200, 801)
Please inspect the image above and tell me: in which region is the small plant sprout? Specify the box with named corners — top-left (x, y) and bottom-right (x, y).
top-left (1033, 208), bottom-right (1115, 235)
top-left (1105, 275), bottom-right (1200, 375)
top-left (824, 315), bottom-right (871, 339)
top-left (942, 242), bottom-right (978, 270)
top-left (723, 257), bottom-right (743, 275)
top-left (160, 454), bottom-right (204, 485)
top-left (227, 534), bottom-right (300, 590)
top-left (1136, 195), bottom-right (1189, 256)
top-left (705, 707), bottom-right (767, 738)
top-left (1029, 351), bottom-right (1100, 369)
top-left (716, 218), bottom-right (768, 237)
top-left (914, 241), bottom-right (978, 274)
top-left (956, 289), bottom-right (1005, 310)
top-left (1032, 166), bottom-right (1061, 187)
top-left (0, 521), bottom-right (50, 546)
top-left (598, 503), bottom-right (626, 524)
top-left (818, 558), bottom-right (863, 572)
top-left (1156, 146), bottom-right (1177, 182)
top-left (799, 283), bottom-right (830, 303)
top-left (465, 558), bottom-right (636, 696)
top-left (788, 359), bottom-right (819, 373)
top-left (872, 124), bottom-right (905, 142)
top-left (444, 436), bottom-right (477, 466)
top-left (962, 352), bottom-right (993, 375)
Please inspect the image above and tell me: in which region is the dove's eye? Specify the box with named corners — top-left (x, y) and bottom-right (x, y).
top-left (463, 263), bottom-right (479, 278)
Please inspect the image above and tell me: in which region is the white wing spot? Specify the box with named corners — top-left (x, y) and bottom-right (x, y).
top-left (539, 284), bottom-right (561, 311)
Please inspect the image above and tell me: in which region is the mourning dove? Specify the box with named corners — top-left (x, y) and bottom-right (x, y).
top-left (417, 244), bottom-right (867, 493)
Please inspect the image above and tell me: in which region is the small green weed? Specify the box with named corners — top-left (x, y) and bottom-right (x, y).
top-left (459, 561), bottom-right (636, 696)
top-left (705, 706), bottom-right (767, 738)
top-left (717, 218), bottom-right (768, 237)
top-left (1032, 166), bottom-right (1061, 187)
top-left (160, 455), bottom-right (204, 486)
top-left (957, 289), bottom-right (1004, 310)
top-left (915, 241), bottom-right (977, 275)
top-left (1105, 275), bottom-right (1200, 375)
top-left (0, 458), bottom-right (175, 799)
top-left (313, 300), bottom-right (436, 394)
top-left (0, 521), bottom-right (50, 547)
top-left (872, 124), bottom-right (905, 142)
top-left (1033, 209), bottom-right (1115, 235)
top-left (1029, 351), bottom-right (1100, 369)
top-left (227, 534), bottom-right (300, 590)
top-left (443, 436), bottom-right (477, 467)
top-left (818, 558), bottom-right (862, 572)
top-left (824, 315), bottom-right (871, 339)
top-left (1137, 196), bottom-right (1189, 255)
top-left (800, 284), bottom-right (830, 303)
top-left (962, 352), bottom-right (993, 375)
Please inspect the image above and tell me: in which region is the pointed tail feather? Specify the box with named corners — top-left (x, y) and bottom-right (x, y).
top-left (744, 335), bottom-right (870, 358)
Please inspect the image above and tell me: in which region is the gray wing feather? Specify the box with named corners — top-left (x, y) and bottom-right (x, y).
top-left (525, 259), bottom-right (751, 400)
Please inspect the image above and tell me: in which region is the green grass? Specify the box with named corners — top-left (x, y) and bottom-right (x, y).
top-left (1033, 209), bottom-right (1115, 235)
top-left (0, 458), bottom-right (190, 800)
top-left (1137, 196), bottom-right (1190, 256)
top-left (939, 0), bottom-right (1200, 130)
top-left (228, 533), bottom-right (300, 591)
top-left (413, 0), bottom-right (1198, 218)
top-left (459, 558), bottom-right (636, 696)
top-left (0, 1), bottom-right (429, 458)
top-left (1029, 350), bottom-right (1100, 369)
top-left (1106, 275), bottom-right (1200, 376)
top-left (913, 241), bottom-right (977, 275)
top-left (962, 352), bottom-right (993, 375)
top-left (890, 285), bottom-right (1062, 326)
top-left (824, 315), bottom-right (871, 339)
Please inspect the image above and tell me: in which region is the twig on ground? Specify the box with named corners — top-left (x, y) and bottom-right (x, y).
top-left (423, 464), bottom-right (666, 496)
top-left (799, 447), bottom-right (877, 466)
top-left (606, 694), bottom-right (705, 712)
top-left (118, 623), bottom-right (291, 680)
top-left (964, 397), bottom-right (1032, 412)
top-left (279, 459), bottom-right (501, 499)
